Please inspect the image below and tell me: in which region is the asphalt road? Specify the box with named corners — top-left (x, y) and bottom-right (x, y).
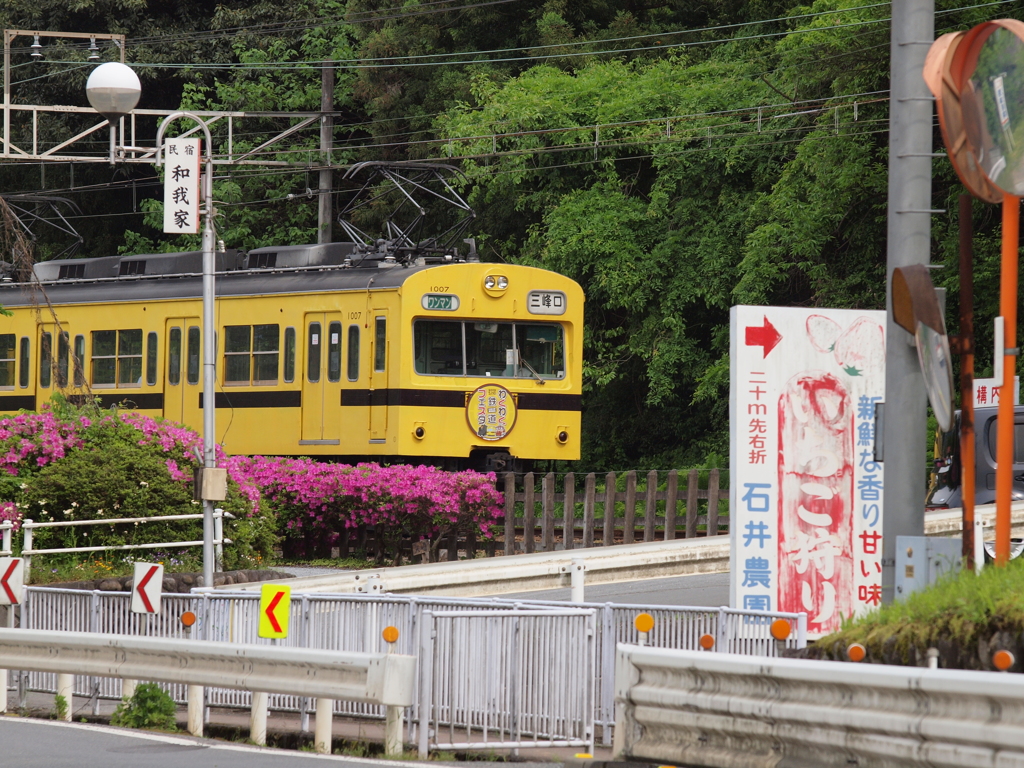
top-left (0, 717), bottom-right (432, 768)
top-left (502, 571), bottom-right (730, 607)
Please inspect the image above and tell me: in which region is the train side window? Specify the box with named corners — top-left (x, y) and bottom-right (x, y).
top-left (146, 332), bottom-right (158, 386)
top-left (92, 330), bottom-right (116, 386)
top-left (168, 327), bottom-right (182, 385)
top-left (328, 322), bottom-right (342, 382)
top-left (56, 332), bottom-right (69, 388)
top-left (73, 335), bottom-right (85, 387)
top-left (347, 325), bottom-right (360, 381)
top-left (374, 317), bottom-right (386, 373)
top-left (284, 327), bottom-right (296, 383)
top-left (187, 326), bottom-right (200, 385)
top-left (18, 337), bottom-right (29, 388)
top-left (39, 332), bottom-right (51, 388)
top-left (224, 326), bottom-right (252, 385)
top-left (0, 334), bottom-right (14, 389)
top-left (117, 330), bottom-right (143, 386)
top-left (987, 419), bottom-right (1024, 464)
top-left (307, 322), bottom-right (321, 383)
top-left (253, 324), bottom-right (279, 384)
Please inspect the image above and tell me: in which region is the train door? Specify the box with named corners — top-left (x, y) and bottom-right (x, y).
top-left (368, 310), bottom-right (389, 442)
top-left (37, 322), bottom-right (71, 395)
top-left (301, 312), bottom-right (343, 444)
top-left (164, 317), bottom-right (201, 428)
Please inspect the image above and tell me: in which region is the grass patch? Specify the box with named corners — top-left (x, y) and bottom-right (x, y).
top-left (271, 555), bottom-right (375, 570)
top-left (815, 558), bottom-right (1024, 668)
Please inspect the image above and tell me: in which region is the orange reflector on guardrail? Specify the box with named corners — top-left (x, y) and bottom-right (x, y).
top-left (770, 619), bottom-right (792, 641)
top-left (699, 634), bottom-right (715, 650)
top-left (847, 643), bottom-right (866, 662)
top-left (180, 611), bottom-right (196, 628)
top-left (634, 613), bottom-right (655, 634)
top-left (994, 650), bottom-right (1015, 671)
top-left (382, 626), bottom-right (400, 644)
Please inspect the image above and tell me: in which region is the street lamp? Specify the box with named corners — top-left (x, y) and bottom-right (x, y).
top-left (85, 62), bottom-right (140, 164)
top-left (156, 112), bottom-right (219, 590)
top-left (85, 63), bottom-right (219, 589)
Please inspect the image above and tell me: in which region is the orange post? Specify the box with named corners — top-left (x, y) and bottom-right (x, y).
top-left (996, 194), bottom-right (1019, 566)
top-left (959, 194), bottom-right (976, 570)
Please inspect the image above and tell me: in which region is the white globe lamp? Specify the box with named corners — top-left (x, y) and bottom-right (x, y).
top-left (85, 62), bottom-right (141, 124)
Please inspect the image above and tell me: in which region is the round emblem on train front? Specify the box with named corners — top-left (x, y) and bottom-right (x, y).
top-left (466, 384), bottom-right (517, 441)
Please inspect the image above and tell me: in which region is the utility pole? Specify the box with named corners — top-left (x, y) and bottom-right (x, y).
top-left (881, 0), bottom-right (935, 603)
top-left (318, 62), bottom-right (334, 244)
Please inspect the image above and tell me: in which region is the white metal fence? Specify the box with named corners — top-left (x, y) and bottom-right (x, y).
top-left (5, 587), bottom-right (805, 751)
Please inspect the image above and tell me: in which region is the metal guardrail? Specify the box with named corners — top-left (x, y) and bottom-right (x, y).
top-left (8, 586), bottom-right (806, 752)
top-left (415, 609), bottom-right (596, 757)
top-left (0, 627), bottom-right (415, 755)
top-left (20, 509), bottom-right (233, 581)
top-left (612, 644), bottom-right (1024, 768)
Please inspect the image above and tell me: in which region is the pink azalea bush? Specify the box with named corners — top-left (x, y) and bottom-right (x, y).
top-left (0, 402), bottom-right (502, 563)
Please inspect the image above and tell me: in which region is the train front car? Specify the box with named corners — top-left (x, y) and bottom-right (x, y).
top-left (392, 263), bottom-right (584, 472)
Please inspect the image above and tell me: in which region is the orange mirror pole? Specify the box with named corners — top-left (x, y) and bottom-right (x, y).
top-left (959, 194), bottom-right (976, 571)
top-left (996, 193), bottom-right (1019, 566)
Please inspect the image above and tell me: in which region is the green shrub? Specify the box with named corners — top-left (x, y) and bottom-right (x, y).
top-left (111, 683), bottom-right (177, 731)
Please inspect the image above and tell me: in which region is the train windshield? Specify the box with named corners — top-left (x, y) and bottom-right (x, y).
top-left (414, 320), bottom-right (565, 379)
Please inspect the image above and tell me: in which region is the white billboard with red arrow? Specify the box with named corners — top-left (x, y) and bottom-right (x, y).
top-left (131, 562), bottom-right (164, 615)
top-left (0, 558), bottom-right (24, 606)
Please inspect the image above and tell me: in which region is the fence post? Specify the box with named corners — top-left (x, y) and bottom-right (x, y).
top-left (503, 472), bottom-right (515, 556)
top-left (214, 508), bottom-right (224, 571)
top-left (385, 704), bottom-right (403, 756)
top-left (665, 470), bottom-right (678, 540)
top-left (315, 697), bottom-right (333, 754)
top-left (250, 690), bottom-right (268, 746)
top-left (685, 470), bottom-right (699, 539)
top-left (603, 472), bottom-right (616, 546)
top-left (623, 471), bottom-right (636, 545)
top-left (569, 559), bottom-right (586, 603)
top-left (187, 684), bottom-right (204, 736)
top-left (583, 474), bottom-right (596, 548)
top-left (542, 473), bottom-right (555, 552)
top-left (797, 613), bottom-right (808, 649)
top-left (563, 472), bottom-right (575, 550)
top-left (417, 611), bottom-right (435, 759)
top-left (21, 521), bottom-right (31, 584)
top-left (523, 472), bottom-right (536, 554)
top-left (56, 672), bottom-right (73, 721)
top-left (707, 469), bottom-right (721, 536)
top-left (644, 470), bottom-right (658, 542)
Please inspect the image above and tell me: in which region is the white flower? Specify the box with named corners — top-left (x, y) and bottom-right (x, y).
top-left (71, 502), bottom-right (78, 508)
top-left (19, 483), bottom-right (26, 490)
top-left (139, 481), bottom-right (148, 487)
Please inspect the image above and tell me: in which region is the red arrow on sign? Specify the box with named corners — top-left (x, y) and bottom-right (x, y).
top-left (1, 559), bottom-right (19, 604)
top-left (136, 565), bottom-right (160, 613)
top-left (265, 590), bottom-right (285, 634)
top-left (745, 316), bottom-right (782, 358)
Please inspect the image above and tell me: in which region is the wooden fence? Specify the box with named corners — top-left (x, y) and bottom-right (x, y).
top-left (411, 469), bottom-right (729, 562)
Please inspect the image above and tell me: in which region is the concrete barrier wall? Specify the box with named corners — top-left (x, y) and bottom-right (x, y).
top-left (613, 644), bottom-right (1024, 768)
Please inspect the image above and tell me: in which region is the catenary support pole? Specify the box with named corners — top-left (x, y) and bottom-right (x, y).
top-left (201, 131), bottom-right (216, 589)
top-left (318, 63), bottom-right (334, 245)
top-left (996, 194), bottom-right (1019, 565)
top-left (881, 0), bottom-right (935, 603)
top-left (959, 194), bottom-right (976, 570)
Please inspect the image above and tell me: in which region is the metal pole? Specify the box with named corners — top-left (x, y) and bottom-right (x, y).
top-left (156, 112), bottom-right (217, 589)
top-left (881, 0), bottom-right (934, 603)
top-left (958, 194), bottom-right (976, 570)
top-left (996, 194), bottom-right (1019, 565)
top-left (318, 62), bottom-right (334, 244)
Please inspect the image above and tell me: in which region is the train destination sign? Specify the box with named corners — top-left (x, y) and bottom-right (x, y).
top-left (422, 293), bottom-right (460, 311)
top-left (730, 306), bottom-right (886, 637)
top-left (527, 291), bottom-right (566, 315)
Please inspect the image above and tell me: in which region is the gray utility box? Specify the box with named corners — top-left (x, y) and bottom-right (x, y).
top-left (895, 536), bottom-right (962, 599)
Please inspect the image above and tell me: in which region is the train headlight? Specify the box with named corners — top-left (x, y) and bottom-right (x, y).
top-left (557, 430), bottom-right (569, 444)
top-left (483, 274), bottom-right (508, 295)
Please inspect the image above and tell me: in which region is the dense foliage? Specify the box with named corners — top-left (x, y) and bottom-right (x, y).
top-left (1, 0), bottom-right (1019, 470)
top-left (0, 402), bottom-right (500, 566)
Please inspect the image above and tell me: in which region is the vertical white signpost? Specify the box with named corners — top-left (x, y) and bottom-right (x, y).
top-left (730, 306), bottom-right (886, 637)
top-left (162, 138), bottom-right (201, 235)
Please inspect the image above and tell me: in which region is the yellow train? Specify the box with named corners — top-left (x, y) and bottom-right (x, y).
top-left (0, 243), bottom-right (584, 471)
